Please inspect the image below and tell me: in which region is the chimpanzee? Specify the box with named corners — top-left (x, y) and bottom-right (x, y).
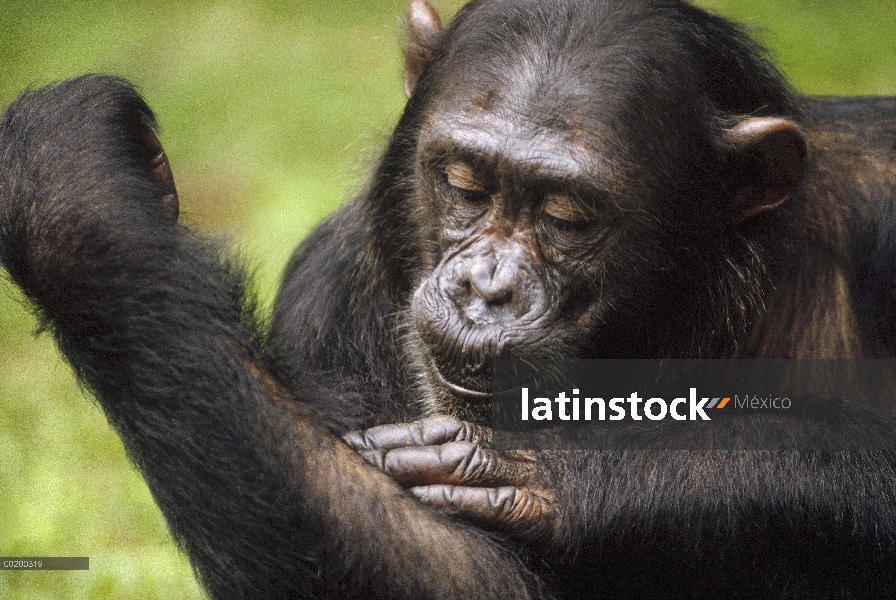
top-left (2, 0), bottom-right (896, 598)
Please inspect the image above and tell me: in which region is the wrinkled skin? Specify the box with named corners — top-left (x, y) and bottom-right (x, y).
top-left (6, 0), bottom-right (896, 597)
top-left (345, 416), bottom-right (562, 545)
top-left (344, 0), bottom-right (804, 543)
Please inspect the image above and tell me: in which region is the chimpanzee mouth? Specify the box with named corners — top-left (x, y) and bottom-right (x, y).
top-left (432, 364), bottom-right (492, 400)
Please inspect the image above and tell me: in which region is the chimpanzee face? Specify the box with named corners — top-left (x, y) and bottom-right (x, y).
top-left (398, 0), bottom-right (804, 417)
top-left (405, 75), bottom-right (677, 416)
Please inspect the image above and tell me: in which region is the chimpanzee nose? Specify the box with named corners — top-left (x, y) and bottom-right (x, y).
top-left (468, 254), bottom-right (515, 307)
top-left (450, 244), bottom-right (543, 325)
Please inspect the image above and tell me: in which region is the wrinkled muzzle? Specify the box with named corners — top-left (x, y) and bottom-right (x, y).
top-left (410, 237), bottom-right (551, 396)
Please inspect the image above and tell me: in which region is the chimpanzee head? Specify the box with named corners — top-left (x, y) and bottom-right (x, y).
top-left (396, 0), bottom-right (806, 418)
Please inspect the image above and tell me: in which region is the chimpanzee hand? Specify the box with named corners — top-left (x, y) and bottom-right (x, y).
top-left (344, 415), bottom-right (561, 546)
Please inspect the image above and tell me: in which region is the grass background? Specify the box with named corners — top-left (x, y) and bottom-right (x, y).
top-left (0, 0), bottom-right (894, 597)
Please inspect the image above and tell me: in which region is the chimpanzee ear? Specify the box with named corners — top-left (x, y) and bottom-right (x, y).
top-left (723, 117), bottom-right (807, 223)
top-left (405, 0), bottom-right (443, 99)
top-left (140, 123), bottom-right (179, 220)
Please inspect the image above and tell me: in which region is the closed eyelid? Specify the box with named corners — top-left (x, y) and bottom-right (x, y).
top-left (445, 162), bottom-right (488, 191)
top-left (543, 194), bottom-right (594, 222)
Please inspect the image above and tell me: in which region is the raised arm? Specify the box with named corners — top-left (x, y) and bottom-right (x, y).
top-left (0, 76), bottom-right (546, 600)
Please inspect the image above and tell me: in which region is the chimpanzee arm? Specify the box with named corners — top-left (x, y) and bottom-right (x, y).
top-left (0, 76), bottom-right (548, 600)
top-left (349, 415), bottom-right (896, 597)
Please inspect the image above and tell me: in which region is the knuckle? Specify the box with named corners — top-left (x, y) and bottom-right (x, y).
top-left (357, 424), bottom-right (398, 449)
top-left (445, 485), bottom-right (464, 504)
top-left (460, 421), bottom-right (492, 445)
top-left (385, 446), bottom-right (427, 473)
top-left (418, 415), bottom-right (463, 444)
top-left (487, 486), bottom-right (519, 514)
top-left (410, 420), bottom-right (428, 445)
top-left (441, 441), bottom-right (485, 481)
top-left (359, 449), bottom-right (387, 471)
top-left (341, 430), bottom-right (364, 449)
top-left (516, 492), bottom-right (540, 520)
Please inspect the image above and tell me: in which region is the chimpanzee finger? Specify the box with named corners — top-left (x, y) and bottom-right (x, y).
top-left (409, 484), bottom-right (558, 539)
top-left (343, 415), bottom-right (491, 451)
top-left (357, 441), bottom-right (535, 488)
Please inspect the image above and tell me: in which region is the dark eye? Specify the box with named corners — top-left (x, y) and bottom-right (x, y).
top-left (444, 162), bottom-right (490, 205)
top-left (543, 193), bottom-right (593, 231)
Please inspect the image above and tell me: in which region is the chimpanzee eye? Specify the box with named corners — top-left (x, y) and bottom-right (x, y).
top-left (543, 193), bottom-right (593, 231)
top-left (443, 161), bottom-right (490, 204)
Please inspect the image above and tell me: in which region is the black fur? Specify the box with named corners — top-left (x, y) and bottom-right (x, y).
top-left (3, 1), bottom-right (896, 598)
top-left (0, 75), bottom-right (546, 599)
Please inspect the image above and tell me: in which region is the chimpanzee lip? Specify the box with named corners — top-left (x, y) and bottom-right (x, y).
top-left (432, 365), bottom-right (492, 400)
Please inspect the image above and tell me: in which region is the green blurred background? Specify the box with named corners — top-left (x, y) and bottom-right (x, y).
top-left (0, 0), bottom-right (894, 597)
